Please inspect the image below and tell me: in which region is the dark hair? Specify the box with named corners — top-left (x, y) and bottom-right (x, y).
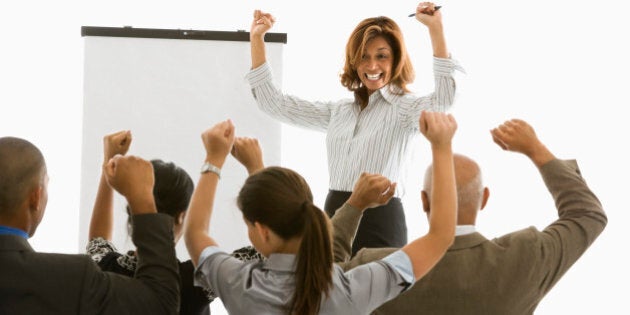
top-left (340, 16), bottom-right (415, 107)
top-left (127, 159), bottom-right (193, 231)
top-left (237, 166), bottom-right (333, 315)
top-left (0, 137), bottom-right (46, 217)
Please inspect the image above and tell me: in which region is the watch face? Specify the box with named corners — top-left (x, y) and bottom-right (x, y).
top-left (201, 163), bottom-right (220, 177)
top-left (201, 164), bottom-right (209, 172)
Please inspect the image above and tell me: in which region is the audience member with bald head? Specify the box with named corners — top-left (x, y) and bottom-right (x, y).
top-left (0, 137), bottom-right (48, 237)
top-left (0, 136), bottom-right (180, 314)
top-left (422, 153), bottom-right (488, 227)
top-left (333, 118), bottom-right (607, 314)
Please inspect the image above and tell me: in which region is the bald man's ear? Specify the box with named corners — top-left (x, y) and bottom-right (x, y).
top-left (480, 187), bottom-right (490, 211)
top-left (28, 186), bottom-right (43, 213)
top-left (421, 190), bottom-right (430, 214)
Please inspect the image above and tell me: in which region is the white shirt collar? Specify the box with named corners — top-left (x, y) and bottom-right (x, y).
top-left (455, 225), bottom-right (476, 236)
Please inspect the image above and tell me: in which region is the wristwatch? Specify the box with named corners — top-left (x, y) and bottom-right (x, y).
top-left (200, 162), bottom-right (221, 179)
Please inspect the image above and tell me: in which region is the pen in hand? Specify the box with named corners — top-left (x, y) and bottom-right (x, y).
top-left (408, 5), bottom-right (441, 17)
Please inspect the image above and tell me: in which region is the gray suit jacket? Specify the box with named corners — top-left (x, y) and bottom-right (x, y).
top-left (0, 213), bottom-right (180, 315)
top-left (332, 159), bottom-right (607, 315)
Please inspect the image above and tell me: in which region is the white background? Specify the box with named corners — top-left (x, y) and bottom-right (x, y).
top-left (79, 36), bottom-right (285, 260)
top-left (1, 1), bottom-right (628, 314)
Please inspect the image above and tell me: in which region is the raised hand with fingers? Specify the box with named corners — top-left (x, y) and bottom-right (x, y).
top-left (231, 137), bottom-right (264, 175)
top-left (346, 173), bottom-right (396, 211)
top-left (419, 110), bottom-right (457, 147)
top-left (103, 130), bottom-right (132, 166)
top-left (490, 119), bottom-right (555, 167)
top-left (414, 2), bottom-right (442, 26)
top-left (201, 119), bottom-right (235, 169)
top-left (104, 155), bottom-right (156, 215)
top-left (250, 9), bottom-right (276, 39)
top-left (490, 119), bottom-right (541, 154)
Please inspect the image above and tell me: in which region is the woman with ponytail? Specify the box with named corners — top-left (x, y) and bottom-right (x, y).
top-left (185, 111), bottom-right (458, 314)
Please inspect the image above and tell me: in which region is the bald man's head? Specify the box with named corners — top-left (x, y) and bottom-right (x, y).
top-left (423, 153), bottom-right (488, 225)
top-left (0, 137), bottom-right (47, 219)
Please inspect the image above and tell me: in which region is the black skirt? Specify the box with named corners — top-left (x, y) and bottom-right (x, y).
top-left (324, 190), bottom-right (407, 257)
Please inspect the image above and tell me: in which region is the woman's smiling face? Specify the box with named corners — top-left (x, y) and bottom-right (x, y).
top-left (356, 36), bottom-right (393, 95)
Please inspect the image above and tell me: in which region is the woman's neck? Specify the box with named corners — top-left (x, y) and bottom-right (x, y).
top-left (271, 236), bottom-right (301, 254)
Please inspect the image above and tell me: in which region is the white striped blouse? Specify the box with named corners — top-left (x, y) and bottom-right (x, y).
top-left (246, 57), bottom-right (463, 194)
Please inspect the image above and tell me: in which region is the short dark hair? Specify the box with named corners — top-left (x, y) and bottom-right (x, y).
top-left (0, 137), bottom-right (46, 217)
top-left (126, 159), bottom-right (193, 231)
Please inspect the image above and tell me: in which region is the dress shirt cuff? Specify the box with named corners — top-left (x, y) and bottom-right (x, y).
top-left (245, 62), bottom-right (273, 88)
top-left (381, 250), bottom-right (415, 285)
top-left (433, 55), bottom-right (466, 76)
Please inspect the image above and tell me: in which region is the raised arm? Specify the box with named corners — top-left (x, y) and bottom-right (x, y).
top-left (250, 10), bottom-right (275, 69)
top-left (491, 119), bottom-right (607, 292)
top-left (88, 130), bottom-right (132, 240)
top-left (332, 173), bottom-right (396, 263)
top-left (400, 3), bottom-right (461, 127)
top-left (231, 137), bottom-right (265, 175)
top-left (100, 154), bottom-right (179, 314)
top-left (184, 119), bottom-right (235, 267)
top-left (402, 111), bottom-right (457, 281)
top-left (490, 119), bottom-right (554, 167)
top-left (414, 2), bottom-right (448, 58)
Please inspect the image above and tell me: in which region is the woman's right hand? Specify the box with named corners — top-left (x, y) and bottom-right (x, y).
top-left (419, 111), bottom-right (457, 148)
top-left (250, 9), bottom-right (276, 39)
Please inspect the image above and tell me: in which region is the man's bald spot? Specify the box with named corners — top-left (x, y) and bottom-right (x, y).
top-left (0, 137), bottom-right (46, 217)
top-left (424, 153), bottom-right (484, 213)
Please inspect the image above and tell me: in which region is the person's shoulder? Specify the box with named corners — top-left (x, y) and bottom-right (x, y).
top-left (19, 251), bottom-right (102, 281)
top-left (29, 251), bottom-right (95, 264)
top-left (493, 226), bottom-right (543, 248)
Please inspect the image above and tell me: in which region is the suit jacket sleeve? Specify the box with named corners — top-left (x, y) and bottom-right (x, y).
top-left (330, 203), bottom-right (398, 271)
top-left (536, 159), bottom-right (607, 294)
top-left (80, 213), bottom-right (180, 315)
top-left (331, 203), bottom-right (363, 263)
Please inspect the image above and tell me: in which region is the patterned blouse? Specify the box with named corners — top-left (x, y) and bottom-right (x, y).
top-left (86, 237), bottom-right (263, 315)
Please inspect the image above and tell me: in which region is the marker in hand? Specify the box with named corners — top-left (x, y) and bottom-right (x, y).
top-left (408, 5), bottom-right (441, 17)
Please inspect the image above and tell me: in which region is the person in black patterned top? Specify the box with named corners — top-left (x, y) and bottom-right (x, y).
top-left (85, 130), bottom-right (263, 315)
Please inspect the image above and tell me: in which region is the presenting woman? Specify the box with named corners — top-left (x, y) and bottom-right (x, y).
top-left (246, 3), bottom-right (463, 255)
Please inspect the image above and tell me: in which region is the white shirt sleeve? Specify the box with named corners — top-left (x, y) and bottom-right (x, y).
top-left (397, 55), bottom-right (465, 130)
top-left (246, 62), bottom-right (335, 132)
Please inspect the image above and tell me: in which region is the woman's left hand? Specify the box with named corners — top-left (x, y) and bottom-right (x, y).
top-left (414, 2), bottom-right (443, 28)
top-left (201, 119), bottom-right (236, 167)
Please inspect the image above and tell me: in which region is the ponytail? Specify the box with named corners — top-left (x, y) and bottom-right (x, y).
top-left (291, 202), bottom-right (333, 315)
top-left (237, 167), bottom-right (334, 315)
